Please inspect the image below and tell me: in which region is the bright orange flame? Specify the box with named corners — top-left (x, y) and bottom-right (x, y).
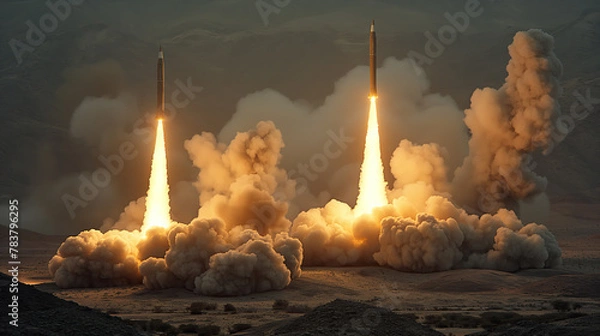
top-left (354, 96), bottom-right (388, 216)
top-left (142, 119), bottom-right (171, 230)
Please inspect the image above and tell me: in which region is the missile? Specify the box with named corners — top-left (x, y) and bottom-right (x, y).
top-left (369, 20), bottom-right (377, 97)
top-left (157, 46), bottom-right (165, 120)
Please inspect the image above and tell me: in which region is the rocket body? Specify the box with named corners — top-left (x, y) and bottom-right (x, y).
top-left (157, 46), bottom-right (165, 119)
top-left (369, 20), bottom-right (377, 97)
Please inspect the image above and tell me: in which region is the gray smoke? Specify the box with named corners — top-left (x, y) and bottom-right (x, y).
top-left (219, 56), bottom-right (469, 206)
top-left (50, 121), bottom-right (303, 296)
top-left (291, 30), bottom-right (562, 272)
top-left (452, 29), bottom-right (563, 213)
top-left (50, 30), bottom-right (564, 292)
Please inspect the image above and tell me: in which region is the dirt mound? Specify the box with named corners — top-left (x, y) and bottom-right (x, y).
top-left (268, 299), bottom-right (443, 336)
top-left (0, 273), bottom-right (141, 336)
top-left (519, 274), bottom-right (600, 297)
top-left (468, 313), bottom-right (600, 336)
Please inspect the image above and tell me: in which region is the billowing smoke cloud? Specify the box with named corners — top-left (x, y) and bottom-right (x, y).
top-left (292, 199), bottom-right (372, 266)
top-left (294, 165), bottom-right (561, 272)
top-left (186, 121), bottom-right (296, 235)
top-left (48, 229), bottom-right (143, 288)
top-left (374, 193), bottom-right (561, 272)
top-left (452, 29), bottom-right (563, 212)
top-left (192, 229), bottom-right (302, 296)
top-left (219, 55), bottom-right (469, 206)
top-left (49, 122), bottom-right (303, 296)
top-left (291, 30), bottom-right (562, 272)
top-left (140, 121), bottom-right (302, 295)
top-left (50, 30), bottom-right (563, 294)
top-left (389, 140), bottom-right (450, 197)
top-left (100, 197), bottom-right (146, 232)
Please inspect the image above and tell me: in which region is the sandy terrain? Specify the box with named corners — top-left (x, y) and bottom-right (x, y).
top-left (0, 1), bottom-right (598, 335)
top-left (4, 203), bottom-right (596, 335)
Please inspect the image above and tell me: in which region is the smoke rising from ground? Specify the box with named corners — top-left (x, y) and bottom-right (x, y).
top-left (50, 122), bottom-right (303, 295)
top-left (452, 29), bottom-right (563, 212)
top-left (291, 29), bottom-right (562, 272)
top-left (49, 229), bottom-right (143, 288)
top-left (50, 30), bottom-right (563, 295)
top-left (219, 55), bottom-right (469, 205)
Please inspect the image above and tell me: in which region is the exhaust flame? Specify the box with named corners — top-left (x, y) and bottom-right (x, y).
top-left (142, 119), bottom-right (171, 230)
top-left (354, 96), bottom-right (388, 216)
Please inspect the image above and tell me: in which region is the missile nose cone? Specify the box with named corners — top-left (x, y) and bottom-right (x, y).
top-left (158, 45), bottom-right (164, 59)
top-left (371, 20), bottom-right (375, 32)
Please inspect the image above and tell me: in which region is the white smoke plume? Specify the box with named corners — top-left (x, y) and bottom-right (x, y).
top-left (389, 140), bottom-right (450, 197)
top-left (294, 173), bottom-right (561, 272)
top-left (50, 30), bottom-right (563, 292)
top-left (50, 122), bottom-right (303, 296)
top-left (374, 193), bottom-right (561, 272)
top-left (100, 197), bottom-right (146, 232)
top-left (452, 29), bottom-right (563, 212)
top-left (291, 199), bottom-right (372, 266)
top-left (48, 229), bottom-right (143, 288)
top-left (291, 29), bottom-right (562, 272)
top-left (194, 230), bottom-right (302, 296)
top-left (219, 55), bottom-right (469, 206)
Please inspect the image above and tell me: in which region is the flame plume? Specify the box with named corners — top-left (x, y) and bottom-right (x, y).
top-left (354, 97), bottom-right (388, 216)
top-left (142, 119), bottom-right (171, 230)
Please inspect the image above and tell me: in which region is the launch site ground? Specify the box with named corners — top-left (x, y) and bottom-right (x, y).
top-left (7, 201), bottom-right (599, 335)
top-left (2, 1), bottom-right (600, 335)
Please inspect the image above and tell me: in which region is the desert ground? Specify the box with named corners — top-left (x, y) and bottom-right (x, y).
top-left (1, 1), bottom-right (599, 335)
top-left (5, 201), bottom-right (598, 335)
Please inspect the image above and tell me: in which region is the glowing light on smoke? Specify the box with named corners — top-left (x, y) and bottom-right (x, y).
top-left (354, 96), bottom-right (388, 216)
top-left (142, 119), bottom-right (171, 230)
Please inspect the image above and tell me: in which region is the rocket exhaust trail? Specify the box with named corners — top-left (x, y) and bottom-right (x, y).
top-left (157, 46), bottom-right (165, 120)
top-left (369, 20), bottom-right (377, 98)
top-left (142, 45), bottom-right (171, 231)
top-left (354, 20), bottom-right (387, 216)
top-left (142, 46), bottom-right (171, 231)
